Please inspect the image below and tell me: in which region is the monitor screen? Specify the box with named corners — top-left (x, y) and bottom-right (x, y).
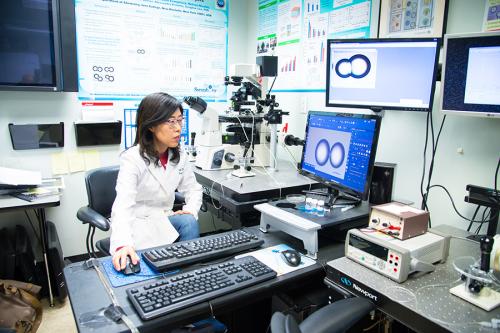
top-left (0, 0), bottom-right (60, 91)
top-left (299, 111), bottom-right (381, 201)
top-left (326, 38), bottom-right (440, 112)
top-left (441, 32), bottom-right (500, 118)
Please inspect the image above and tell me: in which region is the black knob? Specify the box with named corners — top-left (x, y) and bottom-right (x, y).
top-left (192, 151), bottom-right (197, 157)
top-left (468, 280), bottom-right (483, 294)
top-left (480, 236), bottom-right (494, 271)
top-left (225, 153), bottom-right (235, 163)
top-left (245, 166), bottom-right (251, 171)
top-left (213, 158), bottom-right (222, 166)
top-left (234, 165), bottom-right (240, 170)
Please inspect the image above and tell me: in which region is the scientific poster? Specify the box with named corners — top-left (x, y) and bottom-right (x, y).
top-left (258, 0), bottom-right (376, 92)
top-left (75, 0), bottom-right (228, 101)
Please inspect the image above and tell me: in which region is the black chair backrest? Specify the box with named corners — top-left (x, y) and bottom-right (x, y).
top-left (85, 165), bottom-right (120, 218)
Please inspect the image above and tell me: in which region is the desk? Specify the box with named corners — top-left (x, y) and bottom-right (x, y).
top-left (193, 162), bottom-right (322, 227)
top-left (63, 226), bottom-right (345, 333)
top-left (325, 225), bottom-right (500, 333)
top-left (0, 194), bottom-right (60, 307)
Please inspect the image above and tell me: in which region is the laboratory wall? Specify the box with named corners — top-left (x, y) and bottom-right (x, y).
top-left (245, 0), bottom-right (500, 232)
top-left (0, 0), bottom-right (250, 257)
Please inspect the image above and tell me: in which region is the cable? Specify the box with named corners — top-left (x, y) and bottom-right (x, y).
top-left (427, 184), bottom-right (493, 223)
top-left (24, 211), bottom-right (41, 245)
top-left (268, 76), bottom-right (277, 95)
top-left (467, 205), bottom-right (482, 232)
top-left (421, 115), bottom-right (447, 226)
top-left (420, 112), bottom-right (431, 211)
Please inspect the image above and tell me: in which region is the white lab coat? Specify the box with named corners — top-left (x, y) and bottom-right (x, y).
top-left (109, 145), bottom-right (202, 254)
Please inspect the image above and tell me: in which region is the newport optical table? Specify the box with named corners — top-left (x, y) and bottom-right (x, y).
top-left (325, 225), bottom-right (500, 333)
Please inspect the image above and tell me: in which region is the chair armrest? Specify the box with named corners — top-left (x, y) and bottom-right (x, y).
top-left (77, 206), bottom-right (110, 231)
top-left (299, 297), bottom-right (374, 333)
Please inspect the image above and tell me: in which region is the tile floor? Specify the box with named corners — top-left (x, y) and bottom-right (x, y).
top-left (38, 297), bottom-right (77, 333)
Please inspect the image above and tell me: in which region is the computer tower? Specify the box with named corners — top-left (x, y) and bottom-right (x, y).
top-left (46, 221), bottom-right (68, 300)
top-left (0, 227), bottom-right (16, 279)
top-left (369, 162), bottom-right (396, 205)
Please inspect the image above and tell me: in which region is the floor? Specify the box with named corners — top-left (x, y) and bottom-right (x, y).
top-left (38, 297), bottom-right (78, 333)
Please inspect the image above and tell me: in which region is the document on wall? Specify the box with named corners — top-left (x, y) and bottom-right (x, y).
top-left (75, 0), bottom-right (228, 101)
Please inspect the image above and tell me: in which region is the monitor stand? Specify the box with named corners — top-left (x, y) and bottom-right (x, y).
top-left (304, 187), bottom-right (361, 207)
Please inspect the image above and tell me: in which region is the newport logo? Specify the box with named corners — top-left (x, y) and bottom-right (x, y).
top-left (340, 277), bottom-right (352, 286)
top-left (352, 283), bottom-right (378, 302)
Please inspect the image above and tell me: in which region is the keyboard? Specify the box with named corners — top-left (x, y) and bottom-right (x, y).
top-left (142, 229), bottom-right (264, 272)
top-left (127, 256), bottom-right (276, 320)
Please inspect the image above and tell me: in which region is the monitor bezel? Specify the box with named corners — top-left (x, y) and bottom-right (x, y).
top-left (440, 31), bottom-right (500, 119)
top-left (0, 0), bottom-right (62, 92)
top-left (325, 37), bottom-right (441, 112)
top-left (298, 111), bottom-right (382, 201)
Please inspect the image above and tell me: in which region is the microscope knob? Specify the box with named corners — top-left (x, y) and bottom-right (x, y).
top-left (468, 280), bottom-right (483, 294)
top-left (245, 166), bottom-right (251, 171)
top-left (233, 165), bottom-right (240, 170)
top-left (480, 236), bottom-right (494, 271)
top-left (225, 153), bottom-right (235, 163)
top-left (192, 151), bottom-right (197, 157)
top-left (213, 158), bottom-right (222, 167)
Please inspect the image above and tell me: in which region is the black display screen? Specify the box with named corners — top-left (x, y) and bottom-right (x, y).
top-left (0, 0), bottom-right (58, 89)
top-left (349, 233), bottom-right (388, 261)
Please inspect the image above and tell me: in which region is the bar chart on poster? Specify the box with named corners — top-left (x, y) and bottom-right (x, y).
top-left (75, 0), bottom-right (228, 101)
top-left (257, 0), bottom-right (379, 92)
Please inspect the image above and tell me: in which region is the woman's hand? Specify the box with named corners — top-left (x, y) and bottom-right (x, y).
top-left (173, 210), bottom-right (193, 215)
top-left (112, 245), bottom-right (140, 271)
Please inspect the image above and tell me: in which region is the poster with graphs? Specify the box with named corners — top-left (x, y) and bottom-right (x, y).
top-left (75, 0), bottom-right (228, 101)
top-left (257, 0), bottom-right (379, 92)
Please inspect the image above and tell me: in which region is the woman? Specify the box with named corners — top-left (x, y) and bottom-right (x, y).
top-left (111, 92), bottom-right (202, 271)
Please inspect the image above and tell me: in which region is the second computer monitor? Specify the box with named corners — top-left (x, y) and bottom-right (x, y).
top-left (299, 111), bottom-right (381, 201)
top-left (326, 38), bottom-right (440, 112)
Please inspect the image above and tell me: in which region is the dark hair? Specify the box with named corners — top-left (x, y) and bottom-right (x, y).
top-left (134, 92), bottom-right (183, 166)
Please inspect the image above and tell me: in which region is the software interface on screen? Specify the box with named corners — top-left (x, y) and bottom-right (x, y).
top-left (442, 34), bottom-right (500, 117)
top-left (327, 40), bottom-right (439, 110)
top-left (301, 113), bottom-right (378, 195)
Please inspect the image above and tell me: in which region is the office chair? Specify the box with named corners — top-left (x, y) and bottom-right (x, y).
top-left (270, 297), bottom-right (374, 333)
top-left (76, 165), bottom-right (185, 257)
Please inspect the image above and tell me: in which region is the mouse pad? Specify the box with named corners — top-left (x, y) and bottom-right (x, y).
top-left (101, 257), bottom-right (178, 288)
top-left (235, 244), bottom-right (316, 276)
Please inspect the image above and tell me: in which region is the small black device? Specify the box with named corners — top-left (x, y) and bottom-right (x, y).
top-left (256, 55), bottom-right (278, 77)
top-left (369, 162), bottom-right (396, 204)
top-left (281, 250), bottom-right (301, 267)
top-left (74, 121), bottom-right (122, 146)
top-left (121, 255), bottom-right (141, 275)
top-left (9, 123), bottom-right (64, 150)
top-left (465, 184), bottom-right (500, 241)
top-left (142, 229), bottom-right (264, 272)
top-left (127, 256), bottom-right (276, 320)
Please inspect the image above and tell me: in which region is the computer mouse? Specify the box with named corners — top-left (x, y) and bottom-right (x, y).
top-left (122, 255), bottom-right (141, 275)
top-left (281, 249), bottom-right (301, 267)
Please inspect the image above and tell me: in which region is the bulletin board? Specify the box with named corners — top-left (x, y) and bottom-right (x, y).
top-left (75, 0), bottom-right (228, 101)
top-left (257, 0), bottom-right (380, 92)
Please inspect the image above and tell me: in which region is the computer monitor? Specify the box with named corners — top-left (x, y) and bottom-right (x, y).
top-left (441, 32), bottom-right (500, 118)
top-left (325, 38), bottom-right (440, 112)
top-left (299, 111), bottom-right (381, 205)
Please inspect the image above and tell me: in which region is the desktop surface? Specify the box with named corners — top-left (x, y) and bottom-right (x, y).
top-left (326, 225), bottom-right (499, 333)
top-left (64, 226), bottom-right (345, 333)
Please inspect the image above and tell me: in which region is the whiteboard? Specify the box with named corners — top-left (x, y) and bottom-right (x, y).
top-left (75, 0), bottom-right (228, 101)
